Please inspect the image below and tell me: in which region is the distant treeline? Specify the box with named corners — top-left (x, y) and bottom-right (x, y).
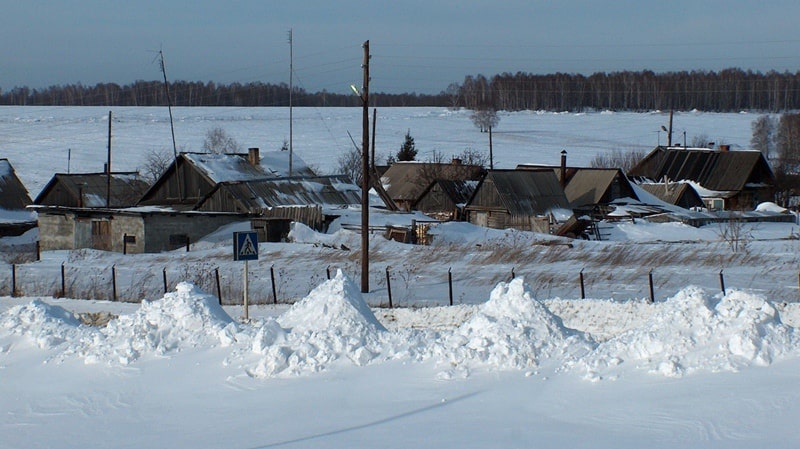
top-left (3, 68), bottom-right (800, 111)
top-left (0, 81), bottom-right (447, 108)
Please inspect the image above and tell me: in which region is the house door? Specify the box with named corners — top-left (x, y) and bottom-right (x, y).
top-left (91, 220), bottom-right (111, 251)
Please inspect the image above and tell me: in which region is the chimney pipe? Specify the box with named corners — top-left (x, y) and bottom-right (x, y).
top-left (560, 150), bottom-right (567, 188)
top-left (248, 147), bottom-right (260, 166)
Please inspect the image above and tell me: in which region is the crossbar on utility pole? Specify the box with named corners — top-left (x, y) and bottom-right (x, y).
top-left (360, 40), bottom-right (370, 293)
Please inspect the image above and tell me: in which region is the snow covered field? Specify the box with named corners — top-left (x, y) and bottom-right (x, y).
top-left (2, 107), bottom-right (800, 448)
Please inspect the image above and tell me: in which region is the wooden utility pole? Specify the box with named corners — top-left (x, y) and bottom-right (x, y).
top-left (288, 28), bottom-right (294, 176)
top-left (488, 126), bottom-right (494, 170)
top-left (360, 40), bottom-right (370, 293)
top-left (106, 111), bottom-right (112, 208)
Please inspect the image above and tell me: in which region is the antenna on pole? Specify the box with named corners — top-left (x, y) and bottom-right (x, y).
top-left (288, 29), bottom-right (293, 176)
top-left (158, 49), bottom-right (182, 200)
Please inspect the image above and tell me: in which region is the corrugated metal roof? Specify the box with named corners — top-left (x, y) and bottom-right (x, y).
top-left (432, 179), bottom-right (478, 205)
top-left (198, 175), bottom-right (361, 212)
top-left (477, 169), bottom-right (570, 215)
top-left (629, 147), bottom-right (774, 191)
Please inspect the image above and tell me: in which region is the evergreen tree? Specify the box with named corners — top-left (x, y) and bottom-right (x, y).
top-left (397, 130), bottom-right (418, 161)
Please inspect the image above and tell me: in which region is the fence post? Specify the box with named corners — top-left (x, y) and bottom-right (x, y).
top-left (385, 266), bottom-right (393, 308)
top-left (648, 269), bottom-right (655, 303)
top-left (327, 265), bottom-right (331, 280)
top-left (719, 269), bottom-right (726, 296)
top-left (579, 269), bottom-right (586, 300)
top-left (270, 264), bottom-right (277, 305)
top-left (36, 241), bottom-right (40, 261)
top-left (111, 264), bottom-right (117, 301)
top-left (510, 267), bottom-right (515, 280)
top-left (163, 268), bottom-right (168, 293)
top-left (11, 264), bottom-right (16, 297)
top-left (448, 267), bottom-right (453, 306)
top-left (185, 236), bottom-right (190, 252)
top-left (215, 267), bottom-right (222, 305)
top-left (123, 233), bottom-right (128, 255)
top-left (61, 262), bottom-right (66, 298)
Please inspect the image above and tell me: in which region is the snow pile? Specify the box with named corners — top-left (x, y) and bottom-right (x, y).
top-left (84, 282), bottom-right (237, 365)
top-left (0, 300), bottom-right (89, 351)
top-left (434, 278), bottom-right (594, 378)
top-left (578, 286), bottom-right (800, 380)
top-left (244, 270), bottom-right (391, 377)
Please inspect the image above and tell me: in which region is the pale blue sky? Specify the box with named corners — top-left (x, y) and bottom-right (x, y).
top-left (2, 1), bottom-right (799, 95)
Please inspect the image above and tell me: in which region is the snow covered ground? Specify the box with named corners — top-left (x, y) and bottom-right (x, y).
top-left (2, 107), bottom-right (800, 448)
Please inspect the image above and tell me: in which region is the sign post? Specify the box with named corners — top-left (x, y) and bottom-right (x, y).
top-left (233, 231), bottom-right (259, 320)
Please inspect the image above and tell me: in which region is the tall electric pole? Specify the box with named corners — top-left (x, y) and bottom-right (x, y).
top-left (159, 50), bottom-right (182, 200)
top-left (288, 29), bottom-right (293, 176)
top-left (360, 40), bottom-right (370, 293)
top-left (106, 111), bottom-right (112, 208)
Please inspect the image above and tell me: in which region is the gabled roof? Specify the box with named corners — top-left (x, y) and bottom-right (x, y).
top-left (138, 151), bottom-right (316, 207)
top-left (0, 159), bottom-right (32, 210)
top-left (468, 169), bottom-right (570, 215)
top-left (629, 146), bottom-right (774, 192)
top-left (180, 151), bottom-right (315, 183)
top-left (639, 182), bottom-right (704, 208)
top-left (34, 172), bottom-right (148, 208)
top-left (563, 168), bottom-right (636, 207)
top-left (418, 179), bottom-right (479, 206)
top-left (381, 162), bottom-right (485, 202)
top-left (195, 175), bottom-right (360, 213)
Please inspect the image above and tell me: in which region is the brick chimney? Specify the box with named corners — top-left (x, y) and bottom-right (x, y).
top-left (451, 157), bottom-right (462, 165)
top-left (719, 144), bottom-right (730, 152)
top-left (248, 147), bottom-right (260, 166)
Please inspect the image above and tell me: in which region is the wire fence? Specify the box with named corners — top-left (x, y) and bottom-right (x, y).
top-left (2, 257), bottom-right (798, 308)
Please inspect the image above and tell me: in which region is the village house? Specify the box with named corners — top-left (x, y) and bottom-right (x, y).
top-left (138, 148), bottom-right (315, 210)
top-left (414, 179), bottom-right (478, 221)
top-left (464, 169), bottom-right (572, 233)
top-left (380, 160), bottom-right (485, 212)
top-left (628, 145), bottom-right (775, 211)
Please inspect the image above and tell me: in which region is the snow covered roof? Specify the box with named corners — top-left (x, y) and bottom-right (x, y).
top-left (195, 175), bottom-right (361, 213)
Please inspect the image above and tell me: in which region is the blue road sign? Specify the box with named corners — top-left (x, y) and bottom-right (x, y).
top-left (233, 231), bottom-right (259, 261)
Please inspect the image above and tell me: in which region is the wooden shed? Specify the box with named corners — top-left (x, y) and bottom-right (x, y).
top-left (465, 169), bottom-right (571, 233)
top-left (415, 179), bottom-right (478, 221)
top-left (381, 161), bottom-right (485, 211)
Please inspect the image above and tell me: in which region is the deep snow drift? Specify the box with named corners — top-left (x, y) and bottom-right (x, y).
top-left (4, 274), bottom-right (798, 381)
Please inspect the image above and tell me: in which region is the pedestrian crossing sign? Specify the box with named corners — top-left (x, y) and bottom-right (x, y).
top-left (233, 231), bottom-right (259, 261)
